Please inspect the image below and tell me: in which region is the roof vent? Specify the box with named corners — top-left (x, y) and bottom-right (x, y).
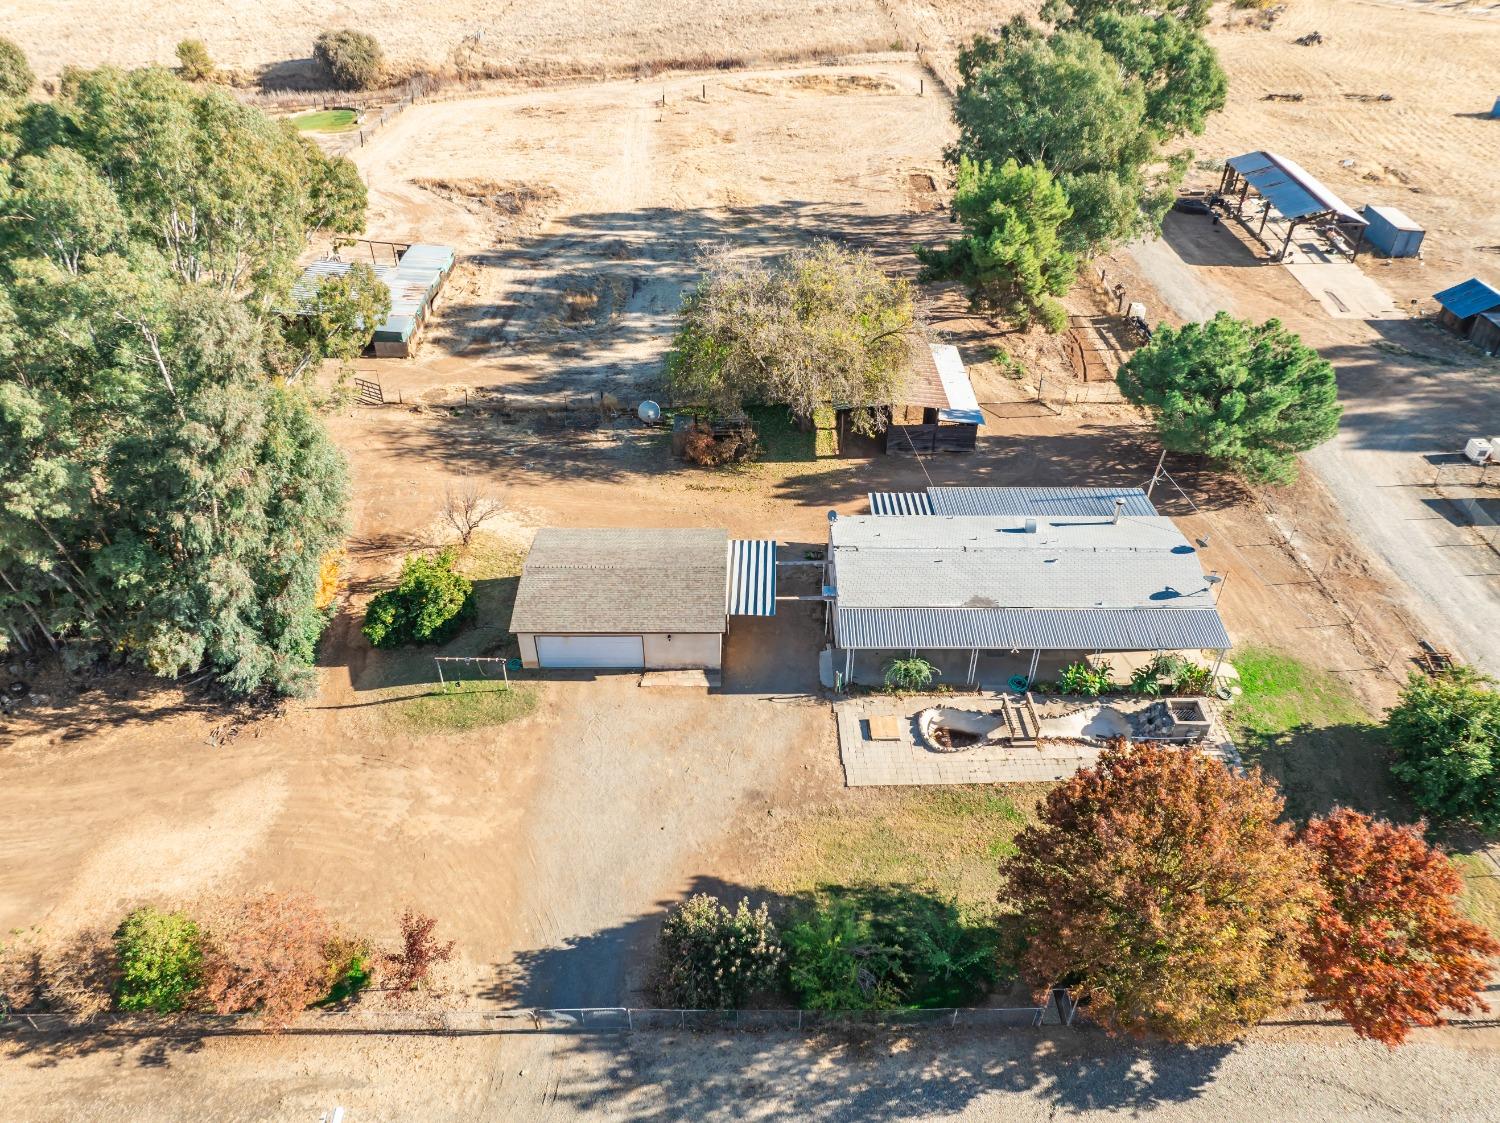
top-left (1024, 518), bottom-right (1038, 534)
top-left (1112, 497), bottom-right (1126, 525)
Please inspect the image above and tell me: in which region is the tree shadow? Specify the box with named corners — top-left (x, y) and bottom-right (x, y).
top-left (484, 874), bottom-right (1237, 1119)
top-left (1236, 721), bottom-right (1409, 823)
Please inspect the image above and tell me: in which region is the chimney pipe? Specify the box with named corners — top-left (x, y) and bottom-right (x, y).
top-left (1112, 497), bottom-right (1125, 525)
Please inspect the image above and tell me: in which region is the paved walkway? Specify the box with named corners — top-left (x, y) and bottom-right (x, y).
top-left (835, 694), bottom-right (1239, 787)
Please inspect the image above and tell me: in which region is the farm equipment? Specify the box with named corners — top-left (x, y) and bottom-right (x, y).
top-left (1416, 639), bottom-right (1456, 677)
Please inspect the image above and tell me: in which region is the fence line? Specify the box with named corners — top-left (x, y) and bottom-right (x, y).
top-left (4, 993), bottom-right (1076, 1038)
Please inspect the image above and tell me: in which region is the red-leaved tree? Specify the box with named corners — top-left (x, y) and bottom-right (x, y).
top-left (1003, 740), bottom-right (1321, 1043)
top-left (1300, 808), bottom-right (1500, 1045)
top-left (384, 910), bottom-right (455, 994)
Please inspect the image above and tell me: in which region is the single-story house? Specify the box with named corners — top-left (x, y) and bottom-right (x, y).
top-left (509, 528), bottom-right (777, 671)
top-left (824, 487), bottom-right (1231, 688)
top-left (835, 339), bottom-right (984, 456)
top-left (1433, 278), bottom-right (1500, 339)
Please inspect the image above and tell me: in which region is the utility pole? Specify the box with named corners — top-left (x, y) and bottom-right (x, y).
top-left (1145, 448), bottom-right (1167, 499)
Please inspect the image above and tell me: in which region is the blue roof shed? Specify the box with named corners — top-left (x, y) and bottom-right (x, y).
top-left (1433, 278), bottom-right (1500, 338)
top-left (1361, 205), bottom-right (1424, 259)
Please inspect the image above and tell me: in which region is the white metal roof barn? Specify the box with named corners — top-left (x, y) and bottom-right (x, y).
top-left (826, 488), bottom-right (1230, 688)
top-left (509, 528), bottom-right (776, 673)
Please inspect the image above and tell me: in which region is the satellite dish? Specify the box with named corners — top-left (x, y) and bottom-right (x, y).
top-left (827, 510), bottom-right (839, 523)
top-left (637, 400), bottom-right (662, 423)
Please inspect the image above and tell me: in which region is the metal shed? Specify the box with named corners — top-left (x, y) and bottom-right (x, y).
top-left (1433, 278), bottom-right (1500, 337)
top-left (1472, 312), bottom-right (1500, 356)
top-left (1360, 204), bottom-right (1425, 258)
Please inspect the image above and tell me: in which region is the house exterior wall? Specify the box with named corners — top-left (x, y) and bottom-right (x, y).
top-left (517, 631), bottom-right (722, 670)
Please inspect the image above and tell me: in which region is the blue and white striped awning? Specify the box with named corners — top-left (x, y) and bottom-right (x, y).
top-left (727, 539), bottom-right (777, 616)
top-left (867, 492), bottom-right (934, 516)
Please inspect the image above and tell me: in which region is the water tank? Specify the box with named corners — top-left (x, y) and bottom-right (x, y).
top-left (637, 400), bottom-right (662, 424)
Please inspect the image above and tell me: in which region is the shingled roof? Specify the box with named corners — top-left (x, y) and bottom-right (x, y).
top-left (508, 528), bottom-right (730, 635)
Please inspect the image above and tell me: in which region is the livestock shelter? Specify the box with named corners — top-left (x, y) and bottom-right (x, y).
top-left (1216, 151), bottom-right (1368, 262)
top-left (1360, 204), bottom-right (1424, 259)
top-left (509, 529), bottom-right (776, 671)
top-left (1472, 312), bottom-right (1500, 356)
top-left (285, 242), bottom-right (457, 358)
top-left (1433, 278), bottom-right (1500, 338)
top-left (825, 487), bottom-right (1230, 689)
top-left (835, 339), bottom-right (984, 456)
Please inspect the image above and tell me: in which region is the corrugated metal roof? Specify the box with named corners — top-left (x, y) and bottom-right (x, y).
top-left (904, 337), bottom-right (951, 409)
top-left (1434, 278), bottom-right (1500, 319)
top-left (834, 606), bottom-right (1230, 652)
top-left (868, 492), bottom-right (935, 516)
top-left (927, 487), bottom-right (1158, 518)
top-left (830, 514), bottom-right (1219, 615)
top-left (400, 243), bottom-right (456, 273)
top-left (727, 539), bottom-right (778, 616)
top-left (286, 258), bottom-right (437, 336)
top-left (1227, 150), bottom-right (1365, 225)
top-left (509, 528), bottom-right (728, 634)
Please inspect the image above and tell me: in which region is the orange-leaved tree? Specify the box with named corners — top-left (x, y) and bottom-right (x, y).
top-left (1300, 808), bottom-right (1500, 1046)
top-left (1003, 740), bottom-right (1321, 1043)
top-left (199, 891), bottom-right (342, 1030)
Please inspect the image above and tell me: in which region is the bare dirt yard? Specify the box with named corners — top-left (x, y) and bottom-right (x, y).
top-left (5, 6), bottom-right (1500, 1118)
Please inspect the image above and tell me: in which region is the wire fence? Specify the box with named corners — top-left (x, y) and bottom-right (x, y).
top-left (3, 993), bottom-right (1076, 1038)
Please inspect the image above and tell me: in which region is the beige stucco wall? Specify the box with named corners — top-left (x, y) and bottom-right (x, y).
top-left (516, 632), bottom-right (722, 670)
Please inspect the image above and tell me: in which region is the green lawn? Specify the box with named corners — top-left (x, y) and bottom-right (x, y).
top-left (1228, 645), bottom-right (1398, 821)
top-left (381, 679), bottom-right (538, 736)
top-left (756, 786), bottom-right (1048, 920)
top-left (1452, 853), bottom-right (1500, 939)
top-left (290, 109), bottom-right (358, 133)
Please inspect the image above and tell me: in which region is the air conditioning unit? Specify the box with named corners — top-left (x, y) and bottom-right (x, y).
top-left (1464, 438), bottom-right (1497, 465)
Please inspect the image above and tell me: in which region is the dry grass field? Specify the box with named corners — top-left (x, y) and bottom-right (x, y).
top-left (3, 0), bottom-right (901, 80)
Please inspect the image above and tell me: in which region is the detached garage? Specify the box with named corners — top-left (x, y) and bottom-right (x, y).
top-left (510, 528), bottom-right (776, 672)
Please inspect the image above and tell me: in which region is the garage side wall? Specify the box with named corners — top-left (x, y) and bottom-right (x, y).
top-left (517, 633), bottom-right (539, 667)
top-left (643, 632), bottom-right (722, 670)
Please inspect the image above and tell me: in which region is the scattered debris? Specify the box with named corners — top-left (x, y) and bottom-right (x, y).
top-left (1263, 92), bottom-right (1305, 102)
top-left (1294, 31), bottom-right (1325, 45)
top-left (1344, 92), bottom-right (1394, 103)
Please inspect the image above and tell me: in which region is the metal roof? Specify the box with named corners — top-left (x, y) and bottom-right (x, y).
top-left (1227, 150), bottom-right (1365, 225)
top-left (927, 487), bottom-right (1158, 518)
top-left (829, 513), bottom-right (1227, 651)
top-left (727, 539), bottom-right (778, 616)
top-left (400, 243), bottom-right (456, 274)
top-left (287, 258), bottom-right (439, 336)
top-left (868, 492), bottom-right (935, 516)
top-left (931, 344), bottom-right (984, 425)
top-left (834, 606), bottom-right (1230, 652)
top-left (509, 528), bottom-right (729, 635)
top-left (1362, 204), bottom-right (1421, 233)
top-left (1434, 278), bottom-right (1500, 319)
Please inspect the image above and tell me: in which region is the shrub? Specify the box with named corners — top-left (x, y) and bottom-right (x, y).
top-left (383, 910), bottom-right (454, 993)
top-left (1387, 667), bottom-right (1500, 830)
top-left (655, 894), bottom-right (783, 1009)
top-left (783, 891), bottom-right (997, 1011)
top-left (115, 907), bottom-right (204, 1013)
top-left (1004, 741), bottom-right (1319, 1043)
top-left (1058, 661), bottom-right (1112, 696)
top-left (1300, 808), bottom-right (1500, 1046)
top-left (362, 549), bottom-right (474, 649)
top-left (199, 891), bottom-right (343, 1030)
top-left (175, 39), bottom-right (215, 81)
top-left (0, 37), bottom-right (34, 99)
top-left (784, 897), bottom-right (907, 1011)
top-left (1175, 662), bottom-right (1214, 696)
top-left (884, 656), bottom-right (938, 693)
top-left (314, 29), bottom-right (385, 91)
top-left (321, 935), bottom-right (373, 1005)
top-left (1, 927), bottom-right (116, 1023)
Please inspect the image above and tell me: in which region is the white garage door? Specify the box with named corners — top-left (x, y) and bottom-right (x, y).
top-left (535, 634), bottom-right (645, 669)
